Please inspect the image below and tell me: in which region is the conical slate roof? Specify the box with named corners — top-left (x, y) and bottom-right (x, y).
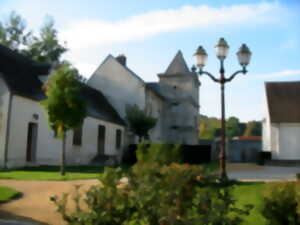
top-left (165, 50), bottom-right (190, 74)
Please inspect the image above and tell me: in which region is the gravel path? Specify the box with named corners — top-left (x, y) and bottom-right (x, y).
top-left (227, 163), bottom-right (300, 181)
top-left (0, 179), bottom-right (99, 225)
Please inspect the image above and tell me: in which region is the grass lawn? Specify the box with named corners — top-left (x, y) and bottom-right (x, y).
top-left (0, 165), bottom-right (107, 181)
top-left (0, 163), bottom-right (211, 181)
top-left (234, 182), bottom-right (268, 225)
top-left (0, 186), bottom-right (21, 203)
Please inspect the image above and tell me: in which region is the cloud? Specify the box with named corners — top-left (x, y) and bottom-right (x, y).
top-left (60, 2), bottom-right (282, 50)
top-left (253, 69), bottom-right (300, 79)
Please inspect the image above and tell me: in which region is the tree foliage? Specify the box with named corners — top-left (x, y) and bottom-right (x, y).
top-left (199, 114), bottom-right (262, 139)
top-left (125, 104), bottom-right (157, 142)
top-left (243, 121), bottom-right (262, 137)
top-left (226, 117), bottom-right (241, 139)
top-left (0, 11), bottom-right (31, 50)
top-left (25, 17), bottom-right (67, 64)
top-left (0, 11), bottom-right (67, 64)
top-left (41, 63), bottom-right (86, 175)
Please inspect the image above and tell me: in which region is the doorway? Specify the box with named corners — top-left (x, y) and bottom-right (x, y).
top-left (26, 122), bottom-right (38, 162)
top-left (97, 125), bottom-right (106, 155)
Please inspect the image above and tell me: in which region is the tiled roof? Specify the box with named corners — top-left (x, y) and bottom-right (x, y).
top-left (0, 44), bottom-right (125, 126)
top-left (0, 44), bottom-right (50, 100)
top-left (80, 85), bottom-right (125, 125)
top-left (145, 82), bottom-right (165, 99)
top-left (265, 81), bottom-right (300, 123)
top-left (165, 50), bottom-right (190, 74)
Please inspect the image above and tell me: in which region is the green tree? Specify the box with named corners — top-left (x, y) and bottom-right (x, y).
top-left (0, 11), bottom-right (67, 65)
top-left (0, 11), bottom-right (31, 50)
top-left (41, 64), bottom-right (86, 175)
top-left (226, 116), bottom-right (241, 139)
top-left (125, 104), bottom-right (157, 142)
top-left (244, 121), bottom-right (262, 137)
top-left (198, 114), bottom-right (220, 140)
top-left (25, 17), bottom-right (67, 64)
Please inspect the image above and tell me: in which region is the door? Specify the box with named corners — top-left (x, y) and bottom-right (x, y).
top-left (26, 122), bottom-right (38, 162)
top-left (97, 125), bottom-right (106, 155)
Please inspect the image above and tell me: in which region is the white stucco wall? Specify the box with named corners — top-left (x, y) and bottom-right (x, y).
top-left (262, 90), bottom-right (271, 152)
top-left (277, 123), bottom-right (300, 160)
top-left (145, 89), bottom-right (164, 142)
top-left (6, 95), bottom-right (124, 168)
top-left (270, 124), bottom-right (279, 159)
top-left (88, 56), bottom-right (146, 118)
top-left (0, 75), bottom-right (10, 167)
top-left (159, 73), bottom-right (199, 145)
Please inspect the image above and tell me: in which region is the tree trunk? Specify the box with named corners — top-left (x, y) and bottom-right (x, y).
top-left (61, 131), bottom-right (66, 176)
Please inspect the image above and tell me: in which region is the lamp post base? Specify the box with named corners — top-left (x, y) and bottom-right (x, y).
top-left (219, 170), bottom-right (228, 183)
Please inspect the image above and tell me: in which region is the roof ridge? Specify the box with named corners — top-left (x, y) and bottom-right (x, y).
top-left (165, 50), bottom-right (190, 74)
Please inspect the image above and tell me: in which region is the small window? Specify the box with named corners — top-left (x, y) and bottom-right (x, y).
top-left (73, 126), bottom-right (83, 146)
top-left (116, 129), bottom-right (122, 149)
top-left (172, 102), bottom-right (179, 106)
top-left (53, 130), bottom-right (58, 138)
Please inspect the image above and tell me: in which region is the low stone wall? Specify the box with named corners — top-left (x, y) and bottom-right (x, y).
top-left (211, 139), bottom-right (261, 163)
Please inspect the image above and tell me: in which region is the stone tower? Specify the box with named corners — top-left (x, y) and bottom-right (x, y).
top-left (158, 51), bottom-right (200, 145)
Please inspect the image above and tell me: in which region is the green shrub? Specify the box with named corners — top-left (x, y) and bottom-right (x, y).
top-left (297, 174), bottom-right (300, 180)
top-left (51, 144), bottom-right (252, 225)
top-left (135, 142), bottom-right (181, 166)
top-left (52, 163), bottom-right (252, 225)
top-left (261, 182), bottom-right (300, 225)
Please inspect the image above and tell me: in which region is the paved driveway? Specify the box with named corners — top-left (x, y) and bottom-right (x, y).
top-left (228, 163), bottom-right (300, 181)
top-left (0, 179), bottom-right (99, 225)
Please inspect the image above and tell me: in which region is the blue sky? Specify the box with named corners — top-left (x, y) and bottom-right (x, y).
top-left (1, 0), bottom-right (299, 122)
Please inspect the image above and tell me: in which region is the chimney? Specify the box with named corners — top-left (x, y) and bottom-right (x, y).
top-left (116, 54), bottom-right (126, 66)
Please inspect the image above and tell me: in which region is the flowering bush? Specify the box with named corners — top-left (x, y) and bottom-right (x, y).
top-left (51, 143), bottom-right (252, 225)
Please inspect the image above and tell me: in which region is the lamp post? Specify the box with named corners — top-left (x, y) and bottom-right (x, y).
top-left (193, 38), bottom-right (252, 181)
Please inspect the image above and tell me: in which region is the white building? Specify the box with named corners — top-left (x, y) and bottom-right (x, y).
top-left (262, 81), bottom-right (300, 160)
top-left (0, 44), bottom-right (200, 169)
top-left (88, 51), bottom-right (200, 145)
top-left (0, 44), bottom-right (125, 168)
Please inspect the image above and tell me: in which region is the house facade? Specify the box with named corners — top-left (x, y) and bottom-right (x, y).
top-left (0, 44), bottom-right (125, 168)
top-left (262, 81), bottom-right (300, 160)
top-left (88, 51), bottom-right (200, 145)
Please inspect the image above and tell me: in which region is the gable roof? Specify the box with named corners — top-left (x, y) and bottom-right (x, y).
top-left (90, 54), bottom-right (145, 84)
top-left (80, 85), bottom-right (125, 125)
top-left (145, 82), bottom-right (165, 100)
top-left (0, 44), bottom-right (51, 100)
top-left (0, 44), bottom-right (125, 126)
top-left (265, 81), bottom-right (300, 123)
top-left (165, 50), bottom-right (190, 74)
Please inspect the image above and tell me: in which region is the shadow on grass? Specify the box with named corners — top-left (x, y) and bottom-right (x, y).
top-left (11, 165), bottom-right (105, 174)
top-left (0, 192), bottom-right (23, 204)
top-left (0, 210), bottom-right (49, 225)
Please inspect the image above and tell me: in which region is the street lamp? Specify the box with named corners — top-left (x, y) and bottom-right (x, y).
top-left (193, 38), bottom-right (251, 181)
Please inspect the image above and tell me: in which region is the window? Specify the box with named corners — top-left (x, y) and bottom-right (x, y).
top-left (171, 125), bottom-right (179, 130)
top-left (73, 126), bottom-right (83, 146)
top-left (116, 129), bottom-right (122, 149)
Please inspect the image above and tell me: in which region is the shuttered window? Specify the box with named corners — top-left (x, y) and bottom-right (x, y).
top-left (116, 129), bottom-right (122, 149)
top-left (73, 126), bottom-right (83, 146)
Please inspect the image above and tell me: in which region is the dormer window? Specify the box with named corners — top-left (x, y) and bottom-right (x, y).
top-left (171, 126), bottom-right (179, 130)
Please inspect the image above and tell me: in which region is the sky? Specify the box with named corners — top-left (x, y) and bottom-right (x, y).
top-left (0, 0), bottom-right (299, 122)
